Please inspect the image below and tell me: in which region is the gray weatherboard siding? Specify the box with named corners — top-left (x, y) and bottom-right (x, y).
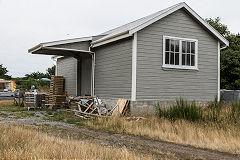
top-left (136, 9), bottom-right (218, 101)
top-left (57, 57), bottom-right (77, 96)
top-left (94, 37), bottom-right (132, 99)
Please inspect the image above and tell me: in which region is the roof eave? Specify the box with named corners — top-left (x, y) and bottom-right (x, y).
top-left (28, 36), bottom-right (93, 53)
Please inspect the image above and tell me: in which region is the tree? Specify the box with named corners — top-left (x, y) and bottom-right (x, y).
top-left (24, 65), bottom-right (56, 80)
top-left (0, 64), bottom-right (11, 80)
top-left (206, 17), bottom-right (230, 37)
top-left (221, 49), bottom-right (240, 89)
top-left (206, 17), bottom-right (240, 89)
top-left (46, 65), bottom-right (56, 78)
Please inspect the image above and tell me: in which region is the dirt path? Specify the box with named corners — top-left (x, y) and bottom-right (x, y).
top-left (0, 116), bottom-right (239, 160)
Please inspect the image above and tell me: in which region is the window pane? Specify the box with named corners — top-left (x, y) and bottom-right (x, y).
top-left (182, 54), bottom-right (186, 65)
top-left (175, 40), bottom-right (179, 52)
top-left (175, 53), bottom-right (179, 65)
top-left (187, 42), bottom-right (191, 53)
top-left (191, 42), bottom-right (195, 53)
top-left (170, 52), bottom-right (174, 65)
top-left (165, 39), bottom-right (170, 51)
top-left (165, 52), bottom-right (169, 64)
top-left (171, 40), bottom-right (175, 52)
top-left (187, 54), bottom-right (190, 66)
top-left (182, 41), bottom-right (186, 53)
top-left (191, 55), bottom-right (195, 66)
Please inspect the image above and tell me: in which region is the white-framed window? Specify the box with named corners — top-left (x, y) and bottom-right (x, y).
top-left (163, 36), bottom-right (198, 70)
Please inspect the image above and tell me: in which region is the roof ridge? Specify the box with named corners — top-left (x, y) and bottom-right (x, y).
top-left (101, 2), bottom-right (184, 36)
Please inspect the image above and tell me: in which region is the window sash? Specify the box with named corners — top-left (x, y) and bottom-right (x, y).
top-left (163, 36), bottom-right (198, 70)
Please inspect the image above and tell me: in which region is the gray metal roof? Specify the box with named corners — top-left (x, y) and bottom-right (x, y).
top-left (92, 2), bottom-right (229, 47)
top-left (93, 3), bottom-right (183, 42)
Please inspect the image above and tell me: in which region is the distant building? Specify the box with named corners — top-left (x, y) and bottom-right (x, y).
top-left (0, 79), bottom-right (16, 91)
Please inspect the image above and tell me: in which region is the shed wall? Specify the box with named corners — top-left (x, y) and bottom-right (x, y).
top-left (136, 9), bottom-right (218, 101)
top-left (57, 57), bottom-right (77, 96)
top-left (94, 37), bottom-right (133, 99)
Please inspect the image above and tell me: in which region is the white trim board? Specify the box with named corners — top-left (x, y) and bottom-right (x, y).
top-left (218, 41), bottom-right (220, 102)
top-left (131, 33), bottom-right (137, 101)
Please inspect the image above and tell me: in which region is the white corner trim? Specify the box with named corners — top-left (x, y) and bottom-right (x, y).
top-left (55, 60), bottom-right (58, 76)
top-left (76, 59), bottom-right (78, 96)
top-left (131, 33), bottom-right (137, 101)
top-left (218, 41), bottom-right (220, 102)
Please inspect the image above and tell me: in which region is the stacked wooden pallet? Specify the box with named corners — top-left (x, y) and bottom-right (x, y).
top-left (47, 76), bottom-right (67, 108)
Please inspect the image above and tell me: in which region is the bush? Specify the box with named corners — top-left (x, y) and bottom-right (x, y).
top-left (156, 98), bottom-right (203, 122)
top-left (16, 78), bottom-right (49, 91)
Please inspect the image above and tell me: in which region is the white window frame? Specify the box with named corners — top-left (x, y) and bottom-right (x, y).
top-left (162, 35), bottom-right (198, 70)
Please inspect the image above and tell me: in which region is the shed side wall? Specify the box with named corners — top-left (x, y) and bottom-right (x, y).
top-left (57, 57), bottom-right (77, 96)
top-left (137, 9), bottom-right (218, 101)
top-left (94, 37), bottom-right (132, 99)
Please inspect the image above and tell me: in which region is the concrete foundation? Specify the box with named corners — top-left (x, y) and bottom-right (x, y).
top-left (100, 98), bottom-right (211, 116)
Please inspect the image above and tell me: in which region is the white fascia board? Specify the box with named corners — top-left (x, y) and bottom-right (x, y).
top-left (129, 3), bottom-right (229, 46)
top-left (42, 36), bottom-right (92, 47)
top-left (42, 47), bottom-right (94, 53)
top-left (129, 3), bottom-right (184, 35)
top-left (92, 33), bottom-right (132, 48)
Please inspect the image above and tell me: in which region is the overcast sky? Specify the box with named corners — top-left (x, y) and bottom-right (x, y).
top-left (0, 0), bottom-right (239, 77)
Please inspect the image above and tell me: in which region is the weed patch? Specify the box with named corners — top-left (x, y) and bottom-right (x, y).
top-left (156, 98), bottom-right (203, 122)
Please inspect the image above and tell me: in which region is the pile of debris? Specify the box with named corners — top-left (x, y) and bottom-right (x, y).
top-left (73, 97), bottom-right (129, 119)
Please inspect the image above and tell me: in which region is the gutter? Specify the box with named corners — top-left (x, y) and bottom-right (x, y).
top-left (220, 45), bottom-right (228, 50)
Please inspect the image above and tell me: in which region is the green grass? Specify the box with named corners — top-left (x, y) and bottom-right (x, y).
top-left (44, 110), bottom-right (87, 125)
top-left (0, 112), bottom-right (9, 118)
top-left (156, 98), bottom-right (203, 122)
top-left (10, 112), bottom-right (35, 119)
top-left (0, 104), bottom-right (26, 112)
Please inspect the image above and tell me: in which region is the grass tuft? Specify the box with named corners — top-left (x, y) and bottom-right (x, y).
top-left (156, 98), bottom-right (203, 122)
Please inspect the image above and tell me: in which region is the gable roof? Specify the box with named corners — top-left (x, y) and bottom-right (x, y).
top-left (91, 2), bottom-right (229, 47)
